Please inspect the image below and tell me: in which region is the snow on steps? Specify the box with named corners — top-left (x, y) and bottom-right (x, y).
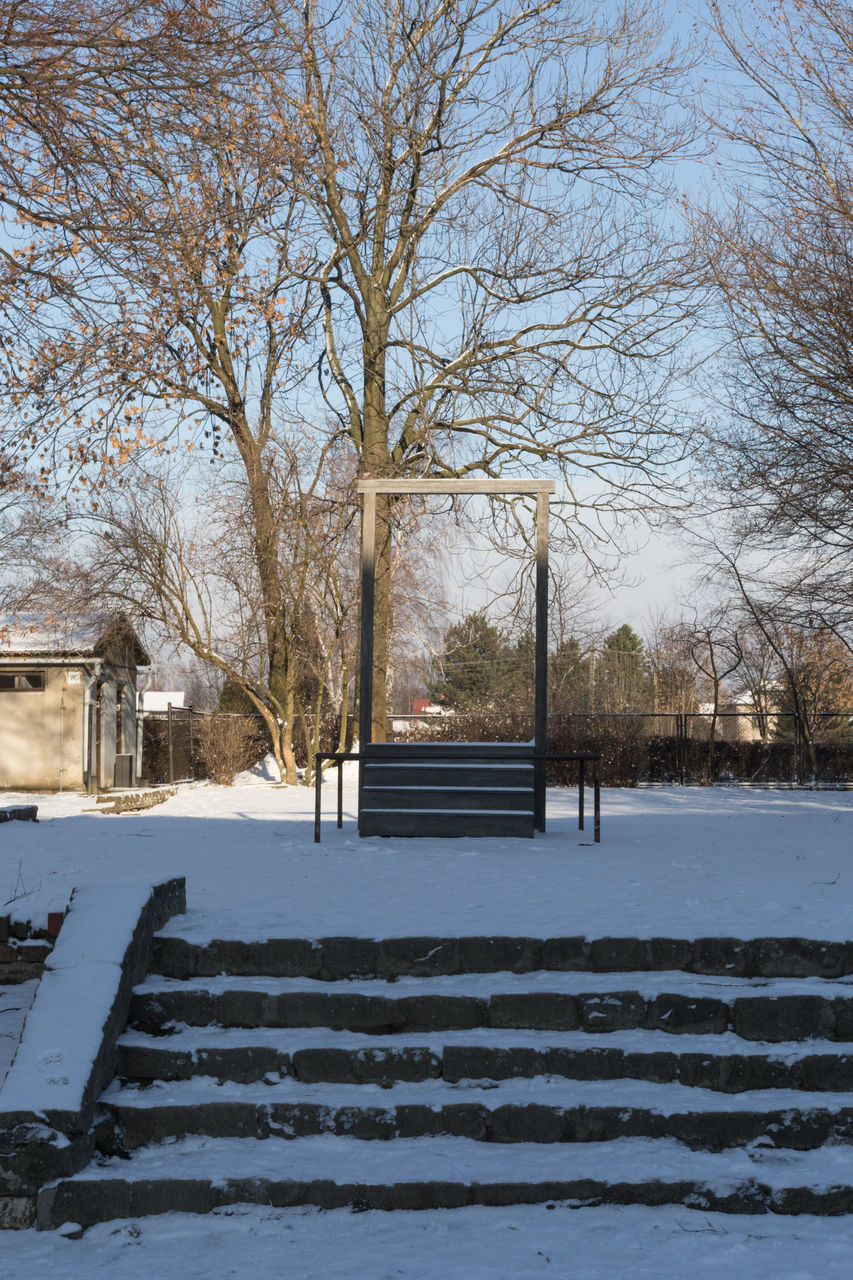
top-left (35, 932), bottom-right (853, 1227)
top-left (39, 1135), bottom-right (853, 1223)
top-left (98, 1072), bottom-right (853, 1153)
top-left (114, 1024), bottom-right (853, 1093)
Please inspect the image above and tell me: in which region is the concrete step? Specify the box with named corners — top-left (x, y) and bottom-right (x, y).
top-left (37, 1135), bottom-right (853, 1227)
top-left (40, 931), bottom-right (853, 1230)
top-left (115, 1025), bottom-right (853, 1093)
top-left (360, 787), bottom-right (535, 812)
top-left (98, 1074), bottom-right (853, 1153)
top-left (150, 933), bottom-right (853, 982)
top-left (358, 809), bottom-right (535, 838)
top-left (128, 970), bottom-right (853, 1041)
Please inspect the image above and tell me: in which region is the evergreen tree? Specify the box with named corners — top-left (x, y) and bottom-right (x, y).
top-left (429, 613), bottom-right (512, 710)
top-left (596, 624), bottom-right (652, 712)
top-left (550, 637), bottom-right (592, 711)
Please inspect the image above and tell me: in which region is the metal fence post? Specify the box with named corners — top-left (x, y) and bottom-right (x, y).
top-left (578, 757), bottom-right (585, 830)
top-left (167, 702), bottom-right (174, 785)
top-left (337, 758), bottom-right (344, 828)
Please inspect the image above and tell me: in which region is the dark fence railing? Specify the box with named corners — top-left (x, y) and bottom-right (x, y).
top-left (384, 710), bottom-right (853, 787)
top-left (314, 749), bottom-right (601, 843)
top-left (140, 705), bottom-right (853, 788)
top-left (140, 709), bottom-right (269, 784)
top-left (141, 708), bottom-right (197, 784)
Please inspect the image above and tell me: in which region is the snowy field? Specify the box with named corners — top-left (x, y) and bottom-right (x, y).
top-left (2, 775), bottom-right (853, 1277)
top-left (2, 773), bottom-right (853, 942)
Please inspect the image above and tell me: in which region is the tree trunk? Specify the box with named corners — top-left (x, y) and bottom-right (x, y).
top-left (361, 341), bottom-right (393, 740)
top-left (232, 412), bottom-right (299, 784)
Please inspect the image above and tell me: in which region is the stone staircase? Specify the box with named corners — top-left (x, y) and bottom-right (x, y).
top-left (35, 932), bottom-right (853, 1228)
top-left (358, 742), bottom-right (536, 838)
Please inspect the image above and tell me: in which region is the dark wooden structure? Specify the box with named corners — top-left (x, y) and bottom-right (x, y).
top-left (357, 477), bottom-right (554, 837)
top-left (316, 749), bottom-right (601, 843)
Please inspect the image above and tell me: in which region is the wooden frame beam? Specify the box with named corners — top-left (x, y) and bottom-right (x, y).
top-left (358, 478), bottom-right (555, 495)
top-left (357, 477), bottom-right (553, 831)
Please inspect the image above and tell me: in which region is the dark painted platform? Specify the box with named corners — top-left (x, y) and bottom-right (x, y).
top-left (358, 743), bottom-right (535, 838)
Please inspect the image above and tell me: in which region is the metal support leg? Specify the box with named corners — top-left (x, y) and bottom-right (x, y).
top-left (337, 758), bottom-right (344, 828)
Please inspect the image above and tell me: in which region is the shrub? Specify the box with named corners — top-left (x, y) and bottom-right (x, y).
top-left (195, 714), bottom-right (266, 786)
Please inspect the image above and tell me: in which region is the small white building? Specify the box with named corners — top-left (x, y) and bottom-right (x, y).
top-left (0, 614), bottom-right (149, 791)
top-left (140, 690), bottom-right (186, 713)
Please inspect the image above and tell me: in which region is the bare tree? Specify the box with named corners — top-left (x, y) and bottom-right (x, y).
top-left (29, 439), bottom-right (362, 783)
top-left (718, 550), bottom-right (853, 783)
top-left (697, 0), bottom-right (853, 644)
top-left (683, 608), bottom-right (742, 780)
top-left (733, 621), bottom-right (778, 747)
top-left (0, 6), bottom-right (325, 777)
top-left (645, 615), bottom-right (701, 715)
top-left (2, 1), bottom-right (699, 745)
top-left (252, 0), bottom-right (700, 735)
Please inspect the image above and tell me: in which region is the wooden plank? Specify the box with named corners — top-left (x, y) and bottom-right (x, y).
top-left (362, 742), bottom-right (534, 759)
top-left (361, 764), bottom-right (534, 788)
top-left (534, 490), bottom-right (549, 832)
top-left (356, 478), bottom-right (555, 495)
top-left (361, 788), bottom-right (535, 812)
top-left (358, 488), bottom-right (376, 756)
top-left (358, 809), bottom-right (535, 838)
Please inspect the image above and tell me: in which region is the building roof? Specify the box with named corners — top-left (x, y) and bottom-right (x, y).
top-left (141, 690), bottom-right (186, 712)
top-left (0, 613), bottom-right (150, 666)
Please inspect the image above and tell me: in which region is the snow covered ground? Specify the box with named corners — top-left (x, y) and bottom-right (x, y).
top-left (6, 1199), bottom-right (853, 1279)
top-left (2, 773), bottom-right (853, 1275)
top-left (2, 771), bottom-right (852, 941)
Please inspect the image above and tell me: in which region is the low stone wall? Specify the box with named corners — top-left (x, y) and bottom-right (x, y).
top-left (0, 807), bottom-right (38, 824)
top-left (0, 876), bottom-right (186, 1229)
top-left (0, 914), bottom-right (64, 985)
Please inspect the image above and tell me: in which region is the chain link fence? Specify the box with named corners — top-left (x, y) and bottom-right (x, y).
top-left (140, 709), bottom-right (269, 784)
top-left (140, 708), bottom-right (346, 784)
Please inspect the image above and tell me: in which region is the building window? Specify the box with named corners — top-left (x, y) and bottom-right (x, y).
top-left (0, 671), bottom-right (46, 691)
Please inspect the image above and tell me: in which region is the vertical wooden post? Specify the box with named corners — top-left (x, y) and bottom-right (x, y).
top-left (358, 489), bottom-right (377, 816)
top-left (359, 488), bottom-right (377, 757)
top-left (534, 490), bottom-right (549, 831)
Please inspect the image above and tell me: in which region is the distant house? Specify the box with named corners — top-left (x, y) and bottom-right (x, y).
top-left (411, 698), bottom-right (447, 717)
top-left (0, 614), bottom-right (149, 791)
top-left (697, 692), bottom-right (778, 744)
top-left (140, 690), bottom-right (186, 713)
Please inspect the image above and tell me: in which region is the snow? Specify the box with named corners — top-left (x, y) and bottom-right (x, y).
top-left (1, 781), bottom-right (852, 942)
top-left (42, 1131), bottom-right (853, 1192)
top-left (233, 752), bottom-right (285, 786)
top-left (132, 968), bottom-right (853, 999)
top-left (99, 1069), bottom-right (853, 1116)
top-left (2, 779), bottom-right (853, 1271)
top-left (1, 1201), bottom-right (852, 1279)
top-left (112, 1021), bottom-right (851, 1063)
top-left (0, 978), bottom-right (37, 1085)
top-left (0, 612), bottom-right (105, 654)
top-left (1, 884), bottom-right (159, 1116)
